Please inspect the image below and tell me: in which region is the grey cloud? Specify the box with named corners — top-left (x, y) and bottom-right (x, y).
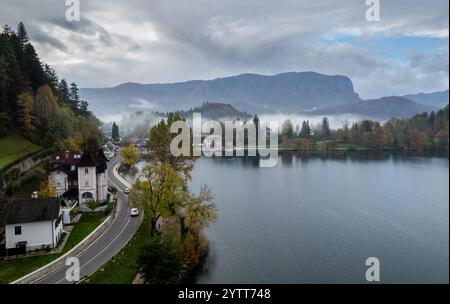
top-left (31, 27), bottom-right (67, 51)
top-left (0, 0), bottom-right (448, 99)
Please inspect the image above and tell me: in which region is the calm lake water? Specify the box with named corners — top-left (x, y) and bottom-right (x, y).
top-left (128, 152), bottom-right (449, 283)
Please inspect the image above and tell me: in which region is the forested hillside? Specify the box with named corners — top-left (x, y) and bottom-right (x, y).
top-left (0, 22), bottom-right (102, 157)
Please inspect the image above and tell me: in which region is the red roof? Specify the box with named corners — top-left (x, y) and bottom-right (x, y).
top-left (51, 150), bottom-right (83, 166)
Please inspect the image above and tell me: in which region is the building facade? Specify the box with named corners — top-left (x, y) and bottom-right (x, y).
top-left (3, 198), bottom-right (63, 251)
top-left (49, 149), bottom-right (108, 204)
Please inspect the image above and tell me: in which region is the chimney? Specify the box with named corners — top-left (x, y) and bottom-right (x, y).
top-left (65, 150), bottom-right (70, 160)
top-left (31, 191), bottom-right (38, 199)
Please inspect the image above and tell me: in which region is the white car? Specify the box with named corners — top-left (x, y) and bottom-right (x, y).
top-left (130, 208), bottom-right (139, 217)
top-left (123, 187), bottom-right (130, 194)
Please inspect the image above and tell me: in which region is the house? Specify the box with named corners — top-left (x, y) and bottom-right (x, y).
top-left (48, 149), bottom-right (108, 204)
top-left (1, 197), bottom-right (64, 251)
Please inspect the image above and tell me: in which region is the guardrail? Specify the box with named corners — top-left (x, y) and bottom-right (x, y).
top-left (11, 184), bottom-right (123, 284)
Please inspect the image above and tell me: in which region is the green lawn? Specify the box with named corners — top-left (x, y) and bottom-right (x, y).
top-left (0, 212), bottom-right (104, 284)
top-left (0, 134), bottom-right (41, 170)
top-left (334, 143), bottom-right (368, 151)
top-left (84, 219), bottom-right (147, 284)
top-left (62, 213), bottom-right (105, 252)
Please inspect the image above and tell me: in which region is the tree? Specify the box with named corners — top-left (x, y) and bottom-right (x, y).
top-left (372, 126), bottom-right (391, 150)
top-left (86, 134), bottom-right (100, 155)
top-left (0, 112), bottom-right (10, 136)
top-left (34, 84), bottom-right (59, 122)
top-left (334, 128), bottom-right (347, 142)
top-left (64, 131), bottom-right (83, 150)
top-left (299, 138), bottom-right (311, 151)
top-left (111, 121), bottom-right (120, 141)
top-left (0, 22), bottom-right (103, 150)
top-left (48, 106), bottom-right (76, 146)
top-left (180, 186), bottom-right (216, 239)
top-left (282, 119), bottom-right (294, 138)
top-left (38, 179), bottom-right (56, 198)
top-left (130, 163), bottom-right (186, 236)
top-left (23, 43), bottom-right (45, 92)
top-left (69, 82), bottom-right (80, 111)
top-left (299, 120), bottom-right (311, 139)
top-left (321, 117), bottom-right (331, 139)
top-left (17, 91), bottom-right (35, 132)
top-left (43, 63), bottom-right (58, 92)
top-left (435, 129), bottom-right (449, 150)
top-left (79, 100), bottom-right (89, 113)
top-left (17, 22), bottom-right (29, 46)
top-left (148, 113), bottom-right (195, 180)
top-left (57, 78), bottom-right (70, 105)
top-left (137, 237), bottom-right (185, 283)
top-left (408, 129), bottom-right (424, 151)
top-left (119, 144), bottom-right (140, 167)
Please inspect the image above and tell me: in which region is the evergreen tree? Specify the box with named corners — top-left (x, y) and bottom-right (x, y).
top-left (79, 100), bottom-right (89, 113)
top-left (69, 82), bottom-right (80, 110)
top-left (428, 111), bottom-right (436, 129)
top-left (43, 63), bottom-right (59, 92)
top-left (17, 22), bottom-right (29, 46)
top-left (0, 23), bottom-right (103, 148)
top-left (321, 117), bottom-right (331, 139)
top-left (58, 78), bottom-right (70, 105)
top-left (299, 120), bottom-right (311, 138)
top-left (112, 122), bottom-right (119, 141)
top-left (23, 43), bottom-right (45, 91)
top-left (2, 25), bottom-right (12, 36)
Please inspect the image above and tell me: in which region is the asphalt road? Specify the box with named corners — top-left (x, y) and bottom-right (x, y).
top-left (35, 156), bottom-right (142, 284)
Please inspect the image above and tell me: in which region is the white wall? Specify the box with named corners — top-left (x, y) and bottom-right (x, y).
top-left (49, 170), bottom-right (68, 197)
top-left (53, 208), bottom-right (63, 246)
top-left (96, 172), bottom-right (108, 201)
top-left (62, 207), bottom-right (71, 224)
top-left (6, 208), bottom-right (63, 250)
top-left (78, 165), bottom-right (97, 203)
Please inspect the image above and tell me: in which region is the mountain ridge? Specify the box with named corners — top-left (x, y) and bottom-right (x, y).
top-left (80, 71), bottom-right (362, 115)
top-left (309, 96), bottom-right (438, 120)
top-left (403, 90), bottom-right (449, 107)
top-left (79, 71), bottom-right (448, 121)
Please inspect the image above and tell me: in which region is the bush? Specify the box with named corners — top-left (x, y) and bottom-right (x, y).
top-left (5, 180), bottom-right (21, 196)
top-left (104, 201), bottom-right (116, 217)
top-left (108, 185), bottom-right (118, 194)
top-left (70, 208), bottom-right (79, 218)
top-left (137, 237), bottom-right (185, 283)
top-left (86, 200), bottom-right (99, 211)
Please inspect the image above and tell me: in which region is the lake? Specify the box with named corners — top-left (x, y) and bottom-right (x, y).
top-left (127, 152), bottom-right (449, 283)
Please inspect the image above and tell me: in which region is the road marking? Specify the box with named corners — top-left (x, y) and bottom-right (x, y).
top-left (54, 208), bottom-right (132, 283)
top-left (35, 156), bottom-right (135, 284)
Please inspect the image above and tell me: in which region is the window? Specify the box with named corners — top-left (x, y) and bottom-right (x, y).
top-left (56, 181), bottom-right (61, 188)
top-left (55, 214), bottom-right (62, 228)
top-left (56, 170), bottom-right (60, 175)
top-left (71, 165), bottom-right (76, 171)
top-left (85, 179), bottom-right (89, 187)
top-left (85, 168), bottom-right (89, 174)
top-left (74, 154), bottom-right (81, 159)
top-left (56, 156), bottom-right (60, 160)
top-left (14, 226), bottom-right (22, 235)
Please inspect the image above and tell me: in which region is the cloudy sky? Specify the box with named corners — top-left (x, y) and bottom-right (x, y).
top-left (1, 0), bottom-right (448, 98)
